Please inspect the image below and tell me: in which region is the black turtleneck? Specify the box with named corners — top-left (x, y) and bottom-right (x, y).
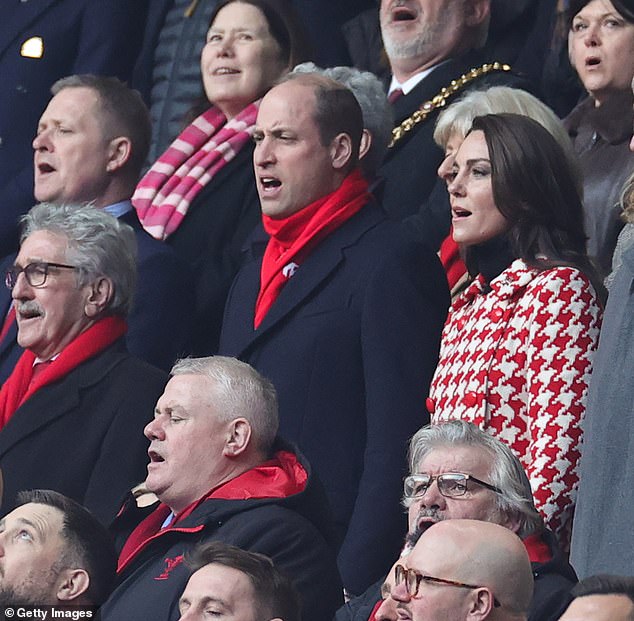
top-left (465, 234), bottom-right (516, 287)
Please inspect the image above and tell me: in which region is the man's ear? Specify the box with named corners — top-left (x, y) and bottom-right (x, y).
top-left (466, 587), bottom-right (494, 621)
top-left (106, 136), bottom-right (132, 173)
top-left (330, 132), bottom-right (354, 171)
top-left (465, 0), bottom-right (490, 27)
top-left (223, 418), bottom-right (252, 457)
top-left (359, 129), bottom-right (372, 163)
top-left (84, 276), bottom-right (114, 318)
top-left (56, 568), bottom-right (91, 602)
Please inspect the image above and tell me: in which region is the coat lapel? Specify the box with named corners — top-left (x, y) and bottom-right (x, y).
top-left (230, 205), bottom-right (384, 356)
top-left (0, 341), bottom-right (123, 458)
top-left (0, 0), bottom-right (58, 58)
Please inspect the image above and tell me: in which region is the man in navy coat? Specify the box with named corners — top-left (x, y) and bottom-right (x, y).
top-left (0, 0), bottom-right (148, 258)
top-left (0, 75), bottom-right (192, 381)
top-left (219, 73), bottom-right (449, 595)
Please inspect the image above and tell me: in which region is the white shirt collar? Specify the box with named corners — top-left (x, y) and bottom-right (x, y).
top-left (388, 59), bottom-right (452, 96)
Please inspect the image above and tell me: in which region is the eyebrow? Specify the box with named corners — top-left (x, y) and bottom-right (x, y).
top-left (180, 596), bottom-right (229, 609)
top-left (464, 158), bottom-right (490, 166)
top-left (0, 516), bottom-right (47, 542)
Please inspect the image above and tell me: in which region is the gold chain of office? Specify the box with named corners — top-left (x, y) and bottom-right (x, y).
top-left (388, 62), bottom-right (512, 148)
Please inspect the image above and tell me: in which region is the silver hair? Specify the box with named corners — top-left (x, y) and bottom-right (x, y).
top-left (406, 420), bottom-right (544, 538)
top-left (292, 62), bottom-right (393, 177)
top-left (20, 203), bottom-right (137, 316)
top-left (433, 86), bottom-right (583, 196)
top-left (171, 356), bottom-right (279, 454)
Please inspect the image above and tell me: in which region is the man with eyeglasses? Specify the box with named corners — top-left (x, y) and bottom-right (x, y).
top-left (389, 520), bottom-right (533, 621)
top-left (0, 74), bottom-right (192, 384)
top-left (0, 202), bottom-right (167, 523)
top-left (336, 420), bottom-right (577, 621)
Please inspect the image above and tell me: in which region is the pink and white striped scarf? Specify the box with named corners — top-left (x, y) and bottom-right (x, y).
top-left (132, 101), bottom-right (260, 240)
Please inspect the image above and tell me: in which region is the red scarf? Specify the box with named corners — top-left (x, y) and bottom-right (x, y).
top-left (523, 533), bottom-right (552, 564)
top-left (132, 102), bottom-right (260, 240)
top-left (117, 450), bottom-right (307, 573)
top-left (0, 315), bottom-right (127, 430)
top-left (254, 170), bottom-right (370, 328)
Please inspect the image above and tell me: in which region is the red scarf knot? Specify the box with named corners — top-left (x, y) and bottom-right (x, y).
top-left (254, 169), bottom-right (370, 328)
top-left (0, 315), bottom-right (127, 430)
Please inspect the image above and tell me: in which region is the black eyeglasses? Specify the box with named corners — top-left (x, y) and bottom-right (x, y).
top-left (5, 261), bottom-right (77, 289)
top-left (403, 473), bottom-right (503, 499)
top-left (394, 565), bottom-right (501, 607)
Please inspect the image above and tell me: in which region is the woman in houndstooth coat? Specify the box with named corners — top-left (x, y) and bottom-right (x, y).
top-left (427, 113), bottom-right (603, 548)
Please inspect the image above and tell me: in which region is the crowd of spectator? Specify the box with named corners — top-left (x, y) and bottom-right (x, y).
top-left (0, 0), bottom-right (632, 620)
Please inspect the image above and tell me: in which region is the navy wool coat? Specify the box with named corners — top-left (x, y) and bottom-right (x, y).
top-left (219, 201), bottom-right (449, 593)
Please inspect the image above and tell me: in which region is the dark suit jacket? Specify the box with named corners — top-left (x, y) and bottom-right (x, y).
top-left (0, 340), bottom-right (167, 524)
top-left (219, 202), bottom-right (449, 594)
top-left (0, 0), bottom-right (148, 257)
top-left (119, 210), bottom-right (194, 370)
top-left (379, 50), bottom-right (533, 220)
top-left (0, 210), bottom-right (194, 382)
top-left (168, 145), bottom-right (261, 356)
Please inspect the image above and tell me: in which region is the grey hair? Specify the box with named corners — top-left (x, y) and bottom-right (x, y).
top-left (20, 203), bottom-right (137, 316)
top-left (51, 74), bottom-right (151, 179)
top-left (171, 356), bottom-right (279, 455)
top-left (622, 170), bottom-right (634, 224)
top-left (433, 86), bottom-right (583, 196)
top-left (406, 420), bottom-right (544, 538)
top-left (292, 62), bottom-right (393, 178)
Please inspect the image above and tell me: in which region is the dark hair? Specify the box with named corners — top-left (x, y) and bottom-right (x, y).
top-left (51, 75), bottom-right (151, 180)
top-left (568, 0), bottom-right (634, 27)
top-left (469, 113), bottom-right (602, 292)
top-left (279, 73), bottom-right (363, 172)
top-left (15, 490), bottom-right (117, 606)
top-left (572, 574), bottom-right (634, 606)
top-left (185, 542), bottom-right (301, 621)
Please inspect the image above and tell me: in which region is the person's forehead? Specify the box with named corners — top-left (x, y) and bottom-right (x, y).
top-left (564, 593), bottom-right (634, 621)
top-left (44, 87), bottom-right (100, 121)
top-left (186, 563), bottom-right (256, 602)
top-left (259, 81), bottom-right (316, 121)
top-left (407, 525), bottom-right (465, 575)
top-left (417, 445), bottom-right (493, 475)
top-left (18, 230), bottom-right (69, 262)
top-left (3, 503), bottom-right (65, 539)
top-left (159, 374), bottom-right (219, 413)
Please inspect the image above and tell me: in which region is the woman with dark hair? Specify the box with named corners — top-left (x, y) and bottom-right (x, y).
top-left (565, 0), bottom-right (634, 278)
top-left (133, 0), bottom-right (309, 355)
top-left (426, 113), bottom-right (603, 547)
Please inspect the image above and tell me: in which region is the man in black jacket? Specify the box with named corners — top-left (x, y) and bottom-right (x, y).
top-left (102, 356), bottom-right (342, 621)
top-left (378, 0), bottom-right (530, 220)
top-left (337, 421), bottom-right (577, 621)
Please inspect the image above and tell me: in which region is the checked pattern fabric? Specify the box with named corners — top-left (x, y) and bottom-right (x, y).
top-left (428, 260), bottom-right (602, 545)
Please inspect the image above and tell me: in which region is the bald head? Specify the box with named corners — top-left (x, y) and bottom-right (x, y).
top-left (393, 519), bottom-right (533, 621)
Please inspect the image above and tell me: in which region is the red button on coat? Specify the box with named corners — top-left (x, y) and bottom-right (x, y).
top-left (490, 308), bottom-right (504, 321)
top-left (463, 391), bottom-right (478, 407)
top-left (425, 397), bottom-right (436, 414)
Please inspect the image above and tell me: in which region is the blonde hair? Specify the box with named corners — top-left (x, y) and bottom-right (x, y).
top-left (433, 86), bottom-right (583, 196)
top-left (622, 171), bottom-right (634, 223)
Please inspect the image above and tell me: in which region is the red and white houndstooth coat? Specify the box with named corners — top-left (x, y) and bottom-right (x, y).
top-left (427, 259), bottom-right (602, 544)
